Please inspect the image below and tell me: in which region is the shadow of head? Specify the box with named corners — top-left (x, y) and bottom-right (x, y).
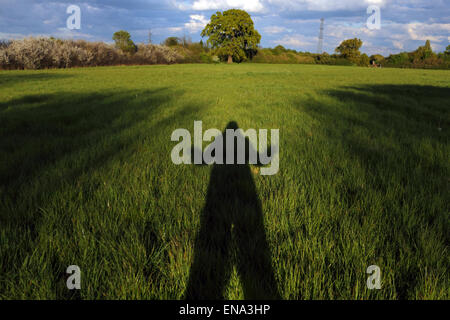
top-left (190, 121), bottom-right (278, 168)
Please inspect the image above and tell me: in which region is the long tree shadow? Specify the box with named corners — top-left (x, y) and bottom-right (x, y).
top-left (0, 87), bottom-right (186, 192)
top-left (185, 121), bottom-right (280, 300)
top-left (0, 86), bottom-right (199, 299)
top-left (298, 84), bottom-right (449, 299)
top-left (0, 72), bottom-right (74, 89)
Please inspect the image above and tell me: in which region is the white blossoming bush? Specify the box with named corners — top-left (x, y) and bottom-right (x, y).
top-left (0, 37), bottom-right (183, 70)
top-left (0, 38), bottom-right (53, 69)
top-left (134, 44), bottom-right (183, 65)
top-left (51, 40), bottom-right (88, 68)
top-left (76, 40), bottom-right (122, 67)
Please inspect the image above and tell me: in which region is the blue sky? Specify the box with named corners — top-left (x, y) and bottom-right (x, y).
top-left (0, 0), bottom-right (449, 55)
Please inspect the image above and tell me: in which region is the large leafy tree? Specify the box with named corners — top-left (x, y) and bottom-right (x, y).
top-left (335, 38), bottom-right (363, 63)
top-left (201, 9), bottom-right (261, 63)
top-left (112, 30), bottom-right (136, 54)
top-left (413, 40), bottom-right (435, 61)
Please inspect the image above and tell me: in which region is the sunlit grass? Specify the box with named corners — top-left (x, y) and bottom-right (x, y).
top-left (0, 64), bottom-right (448, 299)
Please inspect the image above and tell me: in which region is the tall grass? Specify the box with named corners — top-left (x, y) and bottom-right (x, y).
top-left (0, 64), bottom-right (448, 299)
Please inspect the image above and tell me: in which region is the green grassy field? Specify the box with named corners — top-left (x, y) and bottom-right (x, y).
top-left (0, 64), bottom-right (448, 299)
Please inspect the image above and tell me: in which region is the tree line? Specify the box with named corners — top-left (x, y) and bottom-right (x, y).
top-left (1, 9), bottom-right (449, 70)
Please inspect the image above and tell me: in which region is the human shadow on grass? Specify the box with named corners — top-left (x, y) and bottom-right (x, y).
top-left (0, 87), bottom-right (200, 299)
top-left (185, 121), bottom-right (280, 300)
top-left (299, 84), bottom-right (449, 299)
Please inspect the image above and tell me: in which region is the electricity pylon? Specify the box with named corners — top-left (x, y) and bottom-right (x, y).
top-left (317, 18), bottom-right (324, 54)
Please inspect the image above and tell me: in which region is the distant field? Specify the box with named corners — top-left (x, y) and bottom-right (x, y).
top-left (0, 64), bottom-right (448, 299)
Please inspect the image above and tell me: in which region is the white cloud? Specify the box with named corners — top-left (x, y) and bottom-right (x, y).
top-left (185, 14), bottom-right (209, 33)
top-left (183, 0), bottom-right (264, 12)
top-left (274, 34), bottom-right (316, 49)
top-left (168, 27), bottom-right (184, 33)
top-left (407, 22), bottom-right (450, 42)
top-left (0, 28), bottom-right (95, 41)
top-left (263, 26), bottom-right (290, 34)
top-left (392, 40), bottom-right (404, 50)
top-left (266, 0), bottom-right (386, 12)
top-left (86, 4), bottom-right (101, 12)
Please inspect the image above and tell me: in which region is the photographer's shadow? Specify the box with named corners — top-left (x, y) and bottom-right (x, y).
top-left (185, 121), bottom-right (280, 300)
